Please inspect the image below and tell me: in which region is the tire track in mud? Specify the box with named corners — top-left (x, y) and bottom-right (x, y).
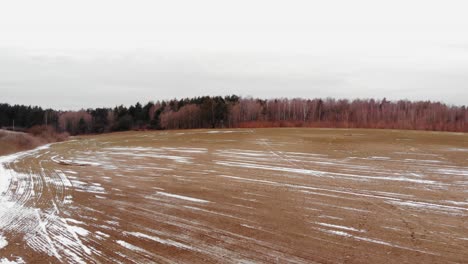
top-left (0, 145), bottom-right (94, 263)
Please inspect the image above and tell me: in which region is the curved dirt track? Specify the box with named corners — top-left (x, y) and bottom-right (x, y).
top-left (0, 128), bottom-right (467, 263)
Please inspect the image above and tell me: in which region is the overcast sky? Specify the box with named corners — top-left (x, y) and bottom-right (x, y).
top-left (1, 0), bottom-right (467, 110)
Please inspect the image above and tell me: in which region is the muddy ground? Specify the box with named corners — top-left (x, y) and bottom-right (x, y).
top-left (0, 128), bottom-right (467, 263)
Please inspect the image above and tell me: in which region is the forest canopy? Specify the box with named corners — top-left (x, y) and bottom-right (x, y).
top-left (1, 96), bottom-right (466, 135)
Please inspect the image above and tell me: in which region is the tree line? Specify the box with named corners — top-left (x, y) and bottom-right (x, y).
top-left (1, 96), bottom-right (466, 135)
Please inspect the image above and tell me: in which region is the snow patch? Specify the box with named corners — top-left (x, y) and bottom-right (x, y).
top-left (0, 235), bottom-right (8, 249)
top-left (116, 240), bottom-right (150, 254)
top-left (126, 231), bottom-right (193, 250)
top-left (156, 192), bottom-right (210, 203)
top-left (316, 222), bottom-right (364, 232)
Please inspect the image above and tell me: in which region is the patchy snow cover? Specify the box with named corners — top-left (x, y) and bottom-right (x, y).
top-left (0, 257), bottom-right (25, 264)
top-left (0, 144), bottom-right (96, 263)
top-left (318, 228), bottom-right (437, 255)
top-left (0, 146), bottom-right (50, 194)
top-left (106, 147), bottom-right (195, 164)
top-left (387, 200), bottom-right (468, 215)
top-left (1, 131), bottom-right (466, 263)
top-left (216, 160), bottom-right (440, 184)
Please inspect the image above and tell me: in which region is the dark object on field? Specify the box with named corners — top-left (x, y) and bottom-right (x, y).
top-left (54, 159), bottom-right (96, 167)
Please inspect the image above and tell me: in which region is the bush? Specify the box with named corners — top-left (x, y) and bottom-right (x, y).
top-left (27, 125), bottom-right (69, 142)
top-left (0, 130), bottom-right (40, 156)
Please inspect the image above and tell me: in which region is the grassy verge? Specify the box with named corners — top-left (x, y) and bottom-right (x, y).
top-left (0, 126), bottom-right (68, 156)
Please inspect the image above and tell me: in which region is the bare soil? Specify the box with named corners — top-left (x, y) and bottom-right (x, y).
top-left (0, 128), bottom-right (467, 263)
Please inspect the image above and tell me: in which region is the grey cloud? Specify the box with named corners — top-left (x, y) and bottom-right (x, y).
top-left (0, 50), bottom-right (466, 110)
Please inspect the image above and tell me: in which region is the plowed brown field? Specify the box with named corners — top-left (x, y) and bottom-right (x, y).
top-left (0, 128), bottom-right (467, 263)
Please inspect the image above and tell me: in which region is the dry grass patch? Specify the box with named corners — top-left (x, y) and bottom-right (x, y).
top-left (0, 126), bottom-right (68, 156)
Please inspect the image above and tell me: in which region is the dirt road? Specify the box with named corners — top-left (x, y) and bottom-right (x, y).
top-left (0, 128), bottom-right (467, 263)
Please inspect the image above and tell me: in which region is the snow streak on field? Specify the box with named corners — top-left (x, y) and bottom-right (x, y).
top-left (0, 129), bottom-right (467, 263)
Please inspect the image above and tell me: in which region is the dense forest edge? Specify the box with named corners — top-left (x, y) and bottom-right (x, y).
top-left (1, 96), bottom-right (466, 136)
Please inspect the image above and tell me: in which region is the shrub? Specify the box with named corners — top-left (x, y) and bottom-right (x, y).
top-left (27, 125), bottom-right (69, 142)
